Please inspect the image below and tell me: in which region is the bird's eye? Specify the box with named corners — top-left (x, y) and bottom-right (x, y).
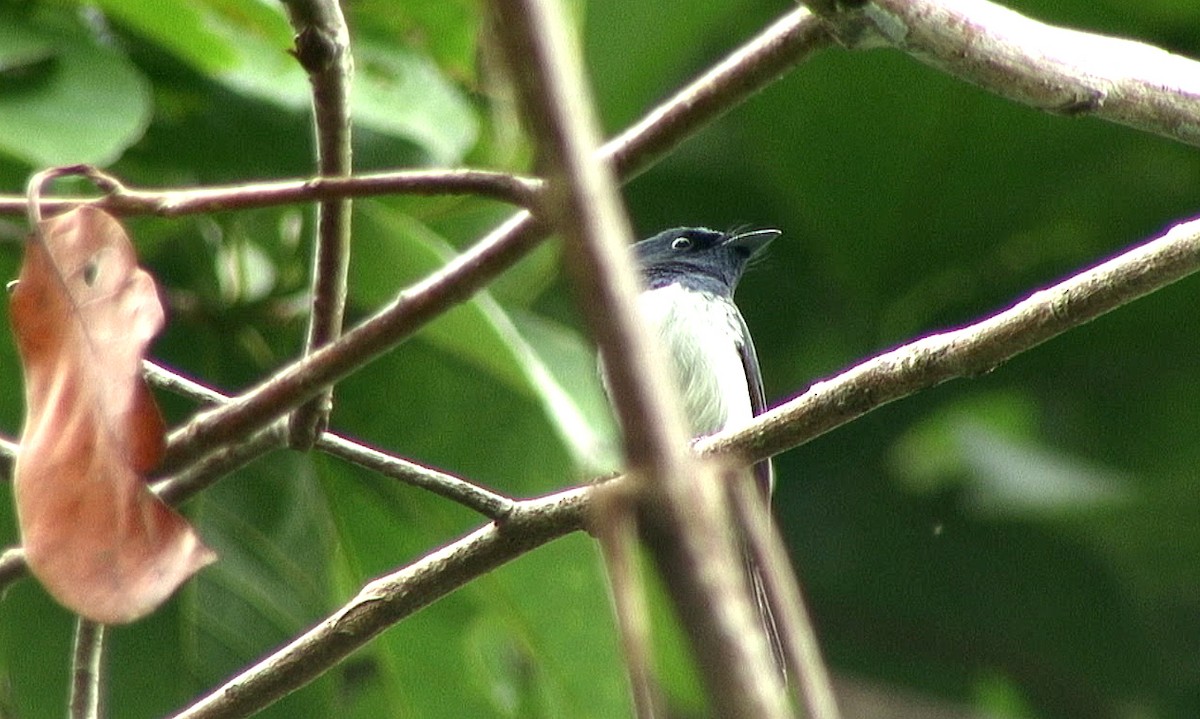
top-left (670, 237), bottom-right (693, 251)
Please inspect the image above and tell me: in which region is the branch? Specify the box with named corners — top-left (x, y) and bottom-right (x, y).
top-left (168, 485), bottom-right (591, 719)
top-left (159, 7), bottom-right (830, 473)
top-left (804, 0), bottom-right (1200, 146)
top-left (153, 424), bottom-right (287, 506)
top-left (316, 433), bottom-right (516, 520)
top-left (0, 169), bottom-right (540, 217)
top-left (283, 0), bottom-right (356, 448)
top-left (0, 433), bottom-right (14, 476)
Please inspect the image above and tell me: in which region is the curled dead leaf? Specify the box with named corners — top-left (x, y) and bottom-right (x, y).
top-left (9, 206), bottom-right (215, 624)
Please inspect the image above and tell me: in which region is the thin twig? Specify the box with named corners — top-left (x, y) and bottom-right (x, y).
top-left (805, 0), bottom-right (1200, 146)
top-left (316, 434), bottom-right (516, 520)
top-left (284, 0), bottom-right (356, 448)
top-left (153, 424), bottom-right (288, 506)
top-left (144, 362), bottom-right (226, 404)
top-left (168, 485), bottom-right (591, 719)
top-left (0, 169), bottom-right (542, 217)
top-left (144, 361), bottom-right (514, 517)
top-left (69, 618), bottom-right (106, 719)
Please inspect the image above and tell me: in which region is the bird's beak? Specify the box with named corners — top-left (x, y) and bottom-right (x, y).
top-left (725, 228), bottom-right (780, 256)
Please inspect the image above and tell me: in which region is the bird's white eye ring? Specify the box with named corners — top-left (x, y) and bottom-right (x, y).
top-left (670, 237), bottom-right (693, 250)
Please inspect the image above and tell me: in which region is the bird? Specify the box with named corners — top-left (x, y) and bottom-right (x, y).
top-left (629, 225), bottom-right (785, 674)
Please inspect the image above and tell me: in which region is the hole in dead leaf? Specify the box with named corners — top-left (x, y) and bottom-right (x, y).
top-left (83, 260), bottom-right (99, 287)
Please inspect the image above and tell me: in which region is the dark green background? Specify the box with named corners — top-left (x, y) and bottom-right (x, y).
top-left (1, 1), bottom-right (1199, 717)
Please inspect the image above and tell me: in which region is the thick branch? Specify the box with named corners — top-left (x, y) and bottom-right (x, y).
top-left (702, 214), bottom-right (1200, 467)
top-left (490, 0), bottom-right (787, 715)
top-left (491, 0), bottom-right (790, 714)
top-left (805, 0), bottom-right (1200, 146)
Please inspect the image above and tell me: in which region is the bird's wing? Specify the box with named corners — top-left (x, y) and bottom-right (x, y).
top-left (733, 309), bottom-right (774, 498)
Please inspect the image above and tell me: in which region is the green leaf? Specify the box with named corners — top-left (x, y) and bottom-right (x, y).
top-left (351, 38), bottom-right (479, 165)
top-left (890, 391), bottom-right (1130, 517)
top-left (0, 11), bottom-right (151, 166)
top-left (348, 0), bottom-right (481, 84)
top-left (351, 203), bottom-right (616, 473)
top-left (86, 0), bottom-right (243, 73)
top-left (89, 0), bottom-right (478, 164)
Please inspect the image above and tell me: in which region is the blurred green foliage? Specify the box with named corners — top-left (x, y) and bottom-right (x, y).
top-left (1, 0), bottom-right (1200, 717)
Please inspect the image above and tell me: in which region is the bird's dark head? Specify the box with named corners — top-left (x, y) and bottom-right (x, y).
top-left (633, 226), bottom-right (779, 294)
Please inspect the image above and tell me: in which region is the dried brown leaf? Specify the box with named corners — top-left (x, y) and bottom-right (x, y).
top-left (9, 206), bottom-right (214, 623)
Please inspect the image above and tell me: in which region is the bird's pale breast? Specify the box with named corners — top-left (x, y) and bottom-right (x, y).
top-left (637, 283), bottom-right (753, 438)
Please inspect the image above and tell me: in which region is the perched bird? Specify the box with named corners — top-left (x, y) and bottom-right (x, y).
top-left (630, 225), bottom-right (784, 672)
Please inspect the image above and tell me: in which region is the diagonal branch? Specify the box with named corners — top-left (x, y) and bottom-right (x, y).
top-left (158, 7), bottom-right (830, 473)
top-left (142, 362), bottom-right (515, 517)
top-left (702, 214), bottom-right (1200, 467)
top-left (490, 0), bottom-right (791, 714)
top-left (168, 485), bottom-right (591, 719)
